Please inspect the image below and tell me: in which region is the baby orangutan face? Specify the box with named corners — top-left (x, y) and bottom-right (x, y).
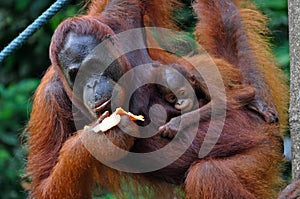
top-left (161, 67), bottom-right (197, 112)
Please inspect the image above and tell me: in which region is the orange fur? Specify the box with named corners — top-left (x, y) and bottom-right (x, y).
top-left (26, 0), bottom-right (287, 198)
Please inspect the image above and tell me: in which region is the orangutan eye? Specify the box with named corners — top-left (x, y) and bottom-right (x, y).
top-left (179, 89), bottom-right (185, 97)
top-left (166, 94), bottom-right (177, 104)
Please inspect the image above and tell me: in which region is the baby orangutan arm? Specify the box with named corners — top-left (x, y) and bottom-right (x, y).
top-left (159, 86), bottom-right (256, 139)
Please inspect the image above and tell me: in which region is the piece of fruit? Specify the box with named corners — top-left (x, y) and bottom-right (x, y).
top-left (114, 107), bottom-right (144, 121)
top-left (92, 108), bottom-right (144, 132)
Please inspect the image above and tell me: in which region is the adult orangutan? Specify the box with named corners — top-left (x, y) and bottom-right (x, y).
top-left (25, 0), bottom-right (288, 198)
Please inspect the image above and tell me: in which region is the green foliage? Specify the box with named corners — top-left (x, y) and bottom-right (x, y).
top-left (253, 0), bottom-right (289, 74)
top-left (0, 0), bottom-right (83, 85)
top-left (0, 0), bottom-right (289, 198)
top-left (0, 79), bottom-right (39, 199)
top-left (0, 0), bottom-right (81, 198)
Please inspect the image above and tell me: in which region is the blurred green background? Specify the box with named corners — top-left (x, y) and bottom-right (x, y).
top-left (0, 0), bottom-right (289, 198)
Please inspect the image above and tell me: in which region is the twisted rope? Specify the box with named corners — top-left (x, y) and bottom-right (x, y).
top-left (0, 0), bottom-right (70, 63)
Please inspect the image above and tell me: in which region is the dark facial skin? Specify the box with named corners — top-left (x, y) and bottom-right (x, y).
top-left (57, 32), bottom-right (128, 118)
top-left (158, 64), bottom-right (256, 140)
top-left (58, 33), bottom-right (101, 89)
top-left (159, 72), bottom-right (256, 140)
top-left (161, 67), bottom-right (197, 113)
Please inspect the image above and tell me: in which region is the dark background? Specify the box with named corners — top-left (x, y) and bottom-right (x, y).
top-left (0, 0), bottom-right (289, 198)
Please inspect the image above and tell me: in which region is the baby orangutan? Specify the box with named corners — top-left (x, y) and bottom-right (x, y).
top-left (158, 65), bottom-right (206, 113)
top-left (158, 63), bottom-right (256, 139)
